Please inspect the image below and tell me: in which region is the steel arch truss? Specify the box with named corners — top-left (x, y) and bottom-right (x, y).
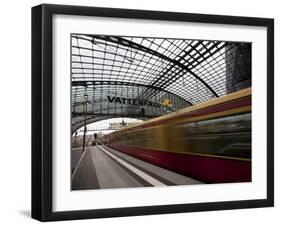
top-left (71, 34), bottom-right (251, 125)
top-left (72, 80), bottom-right (191, 118)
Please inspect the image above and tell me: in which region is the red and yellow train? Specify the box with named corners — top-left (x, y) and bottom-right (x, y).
top-left (99, 88), bottom-right (252, 183)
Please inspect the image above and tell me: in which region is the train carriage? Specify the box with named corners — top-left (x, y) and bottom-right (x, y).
top-left (99, 88), bottom-right (252, 183)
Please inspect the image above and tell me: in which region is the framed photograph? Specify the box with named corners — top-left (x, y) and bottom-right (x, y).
top-left (32, 4), bottom-right (274, 221)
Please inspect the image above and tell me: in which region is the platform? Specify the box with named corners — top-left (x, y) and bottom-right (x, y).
top-left (71, 145), bottom-right (202, 190)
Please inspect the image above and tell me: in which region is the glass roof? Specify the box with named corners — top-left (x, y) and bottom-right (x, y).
top-left (71, 34), bottom-right (251, 130)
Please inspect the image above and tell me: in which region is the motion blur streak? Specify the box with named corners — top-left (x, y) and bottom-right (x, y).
top-left (99, 88), bottom-right (252, 183)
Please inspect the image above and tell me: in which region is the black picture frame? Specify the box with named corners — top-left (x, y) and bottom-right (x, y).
top-left (31, 3), bottom-right (274, 222)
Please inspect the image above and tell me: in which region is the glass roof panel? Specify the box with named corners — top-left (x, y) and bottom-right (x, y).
top-left (71, 34), bottom-right (251, 119)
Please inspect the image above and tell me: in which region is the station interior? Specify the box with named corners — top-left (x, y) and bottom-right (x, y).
top-left (71, 34), bottom-right (252, 190)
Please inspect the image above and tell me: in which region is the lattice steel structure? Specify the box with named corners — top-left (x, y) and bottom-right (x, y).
top-left (71, 34), bottom-right (251, 131)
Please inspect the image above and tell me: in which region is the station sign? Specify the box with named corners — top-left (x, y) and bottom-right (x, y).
top-left (107, 95), bottom-right (164, 108)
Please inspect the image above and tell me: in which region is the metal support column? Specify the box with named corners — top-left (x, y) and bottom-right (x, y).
top-left (82, 94), bottom-right (88, 152)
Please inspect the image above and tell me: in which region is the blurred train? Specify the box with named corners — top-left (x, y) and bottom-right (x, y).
top-left (98, 88), bottom-right (251, 183)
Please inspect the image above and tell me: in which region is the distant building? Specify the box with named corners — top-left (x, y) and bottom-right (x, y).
top-left (225, 43), bottom-right (252, 93)
top-left (109, 121), bottom-right (141, 130)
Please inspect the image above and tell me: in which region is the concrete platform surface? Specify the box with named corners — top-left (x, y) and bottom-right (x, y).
top-left (71, 145), bottom-right (202, 190)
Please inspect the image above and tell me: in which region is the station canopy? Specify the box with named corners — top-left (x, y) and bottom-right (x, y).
top-left (71, 34), bottom-right (251, 132)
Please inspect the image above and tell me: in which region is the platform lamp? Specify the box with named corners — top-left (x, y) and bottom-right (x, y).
top-left (82, 94), bottom-right (88, 153)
